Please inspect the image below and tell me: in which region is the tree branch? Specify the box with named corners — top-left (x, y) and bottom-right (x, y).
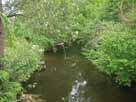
top-left (7, 13), bottom-right (24, 17)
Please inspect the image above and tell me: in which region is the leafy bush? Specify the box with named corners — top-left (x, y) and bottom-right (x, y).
top-left (83, 23), bottom-right (136, 86)
top-left (13, 18), bottom-right (52, 48)
top-left (0, 14), bottom-right (42, 102)
top-left (0, 70), bottom-right (22, 102)
top-left (0, 37), bottom-right (41, 102)
top-left (2, 14), bottom-right (41, 82)
top-left (4, 39), bottom-right (41, 82)
top-left (0, 82), bottom-right (22, 102)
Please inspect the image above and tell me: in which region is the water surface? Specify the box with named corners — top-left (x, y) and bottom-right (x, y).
top-left (28, 46), bottom-right (136, 102)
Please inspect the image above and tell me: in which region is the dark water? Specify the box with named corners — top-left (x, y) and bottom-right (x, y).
top-left (28, 46), bottom-right (136, 102)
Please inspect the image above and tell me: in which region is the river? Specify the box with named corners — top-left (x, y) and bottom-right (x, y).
top-left (28, 46), bottom-right (136, 102)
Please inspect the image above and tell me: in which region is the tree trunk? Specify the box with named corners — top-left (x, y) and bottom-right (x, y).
top-left (0, 0), bottom-right (4, 58)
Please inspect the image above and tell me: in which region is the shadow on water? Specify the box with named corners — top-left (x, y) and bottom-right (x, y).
top-left (28, 46), bottom-right (136, 102)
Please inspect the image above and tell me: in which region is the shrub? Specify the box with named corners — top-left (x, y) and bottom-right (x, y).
top-left (0, 70), bottom-right (22, 102)
top-left (0, 39), bottom-right (41, 102)
top-left (83, 23), bottom-right (136, 86)
top-left (0, 14), bottom-right (42, 102)
top-left (4, 39), bottom-right (41, 82)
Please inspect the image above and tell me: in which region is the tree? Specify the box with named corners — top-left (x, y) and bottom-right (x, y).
top-left (0, 0), bottom-right (4, 57)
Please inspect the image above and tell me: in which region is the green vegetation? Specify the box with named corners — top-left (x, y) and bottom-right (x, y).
top-left (0, 0), bottom-right (136, 101)
top-left (83, 23), bottom-right (136, 86)
top-left (82, 0), bottom-right (136, 86)
top-left (0, 15), bottom-right (41, 101)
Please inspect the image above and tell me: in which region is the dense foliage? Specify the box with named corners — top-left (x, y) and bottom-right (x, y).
top-left (83, 23), bottom-right (136, 86)
top-left (82, 0), bottom-right (136, 86)
top-left (0, 15), bottom-right (41, 102)
top-left (0, 0), bottom-right (136, 101)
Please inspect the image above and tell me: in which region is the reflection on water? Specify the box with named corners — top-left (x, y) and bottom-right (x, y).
top-left (68, 80), bottom-right (87, 102)
top-left (28, 46), bottom-right (136, 102)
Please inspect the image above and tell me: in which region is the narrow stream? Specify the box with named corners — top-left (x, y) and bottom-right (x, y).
top-left (28, 46), bottom-right (136, 102)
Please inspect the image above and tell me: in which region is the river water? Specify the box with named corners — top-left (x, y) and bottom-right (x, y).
top-left (28, 46), bottom-right (136, 102)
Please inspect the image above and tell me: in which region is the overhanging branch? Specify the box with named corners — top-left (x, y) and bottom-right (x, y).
top-left (7, 13), bottom-right (24, 17)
